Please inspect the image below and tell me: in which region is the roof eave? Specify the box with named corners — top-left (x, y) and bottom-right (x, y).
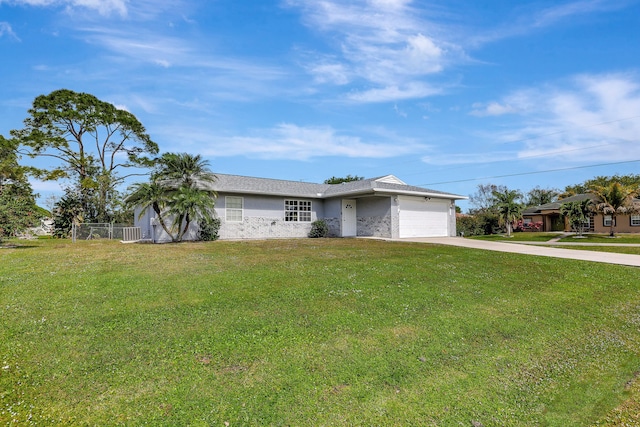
top-left (216, 186), bottom-right (467, 200)
top-left (216, 189), bottom-right (324, 199)
top-left (374, 188), bottom-right (468, 200)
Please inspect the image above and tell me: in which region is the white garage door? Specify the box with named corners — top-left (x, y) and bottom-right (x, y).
top-left (399, 196), bottom-right (449, 238)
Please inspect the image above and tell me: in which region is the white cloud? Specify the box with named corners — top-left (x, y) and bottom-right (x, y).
top-left (347, 82), bottom-right (442, 103)
top-left (2, 0), bottom-right (128, 16)
top-left (286, 0), bottom-right (462, 102)
top-left (160, 123), bottom-right (429, 161)
top-left (0, 21), bottom-right (19, 40)
top-left (79, 26), bottom-right (286, 88)
top-left (471, 0), bottom-right (630, 46)
top-left (532, 0), bottom-right (626, 28)
top-left (421, 151), bottom-right (516, 166)
top-left (69, 0), bottom-right (127, 16)
top-left (470, 102), bottom-right (518, 117)
top-left (80, 28), bottom-right (186, 66)
top-left (481, 73), bottom-right (640, 164)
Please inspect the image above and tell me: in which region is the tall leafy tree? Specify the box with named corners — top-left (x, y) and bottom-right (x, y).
top-left (560, 174), bottom-right (640, 199)
top-left (492, 188), bottom-right (524, 237)
top-left (0, 136), bottom-right (41, 240)
top-left (469, 183), bottom-right (507, 214)
top-left (126, 153), bottom-right (217, 242)
top-left (11, 89), bottom-right (159, 222)
top-left (588, 182), bottom-right (639, 236)
top-left (525, 186), bottom-right (559, 207)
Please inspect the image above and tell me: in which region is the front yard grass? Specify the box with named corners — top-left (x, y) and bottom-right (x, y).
top-left (550, 246), bottom-right (640, 256)
top-left (1, 238), bottom-right (639, 426)
top-left (558, 234), bottom-right (640, 244)
top-left (469, 232), bottom-right (562, 242)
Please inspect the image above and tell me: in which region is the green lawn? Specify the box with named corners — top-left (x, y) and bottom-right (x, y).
top-left (1, 239), bottom-right (639, 426)
top-left (469, 232), bottom-right (563, 242)
top-left (558, 234), bottom-right (640, 244)
top-left (550, 246), bottom-right (640, 256)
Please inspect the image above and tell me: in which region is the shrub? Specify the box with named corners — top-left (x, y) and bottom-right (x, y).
top-left (308, 219), bottom-right (329, 238)
top-left (198, 217), bottom-right (221, 241)
top-left (457, 212), bottom-right (501, 236)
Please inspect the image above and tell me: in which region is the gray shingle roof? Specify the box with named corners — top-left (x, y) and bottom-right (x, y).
top-left (524, 194), bottom-right (597, 214)
top-left (211, 173), bottom-right (466, 200)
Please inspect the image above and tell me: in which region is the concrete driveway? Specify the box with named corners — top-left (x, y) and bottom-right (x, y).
top-left (396, 237), bottom-right (640, 268)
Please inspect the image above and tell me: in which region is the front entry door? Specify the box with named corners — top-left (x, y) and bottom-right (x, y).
top-left (341, 199), bottom-right (357, 237)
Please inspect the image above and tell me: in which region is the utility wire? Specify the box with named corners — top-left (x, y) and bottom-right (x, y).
top-left (399, 141), bottom-right (620, 179)
top-left (419, 159), bottom-right (640, 186)
top-left (380, 114), bottom-right (640, 171)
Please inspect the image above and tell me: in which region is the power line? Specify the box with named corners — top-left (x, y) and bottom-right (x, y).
top-left (419, 159), bottom-right (640, 186)
top-left (399, 141), bottom-right (620, 179)
top-left (380, 114), bottom-right (640, 171)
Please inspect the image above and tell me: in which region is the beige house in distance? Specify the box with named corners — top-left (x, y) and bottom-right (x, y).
top-left (522, 194), bottom-right (640, 233)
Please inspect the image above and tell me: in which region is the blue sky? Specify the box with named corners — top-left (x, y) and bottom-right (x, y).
top-left (1, 0), bottom-right (639, 212)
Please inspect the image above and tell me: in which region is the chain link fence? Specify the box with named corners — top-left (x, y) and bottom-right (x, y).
top-left (72, 223), bottom-right (141, 242)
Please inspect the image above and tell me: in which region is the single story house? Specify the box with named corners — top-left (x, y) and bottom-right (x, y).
top-left (522, 193), bottom-right (640, 233)
top-left (135, 173), bottom-right (467, 242)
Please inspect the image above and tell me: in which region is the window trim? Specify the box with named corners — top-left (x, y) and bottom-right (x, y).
top-left (631, 215), bottom-right (640, 227)
top-left (225, 196), bottom-right (244, 222)
top-left (603, 215), bottom-right (615, 227)
top-left (284, 199), bottom-right (312, 222)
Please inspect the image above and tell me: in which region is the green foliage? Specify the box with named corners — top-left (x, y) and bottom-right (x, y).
top-left (492, 188), bottom-right (524, 236)
top-left (1, 239), bottom-right (639, 425)
top-left (11, 89), bottom-right (159, 222)
top-left (52, 189), bottom-right (84, 238)
top-left (588, 182), bottom-right (639, 236)
top-left (468, 183), bottom-right (507, 213)
top-left (561, 174), bottom-right (640, 199)
top-left (308, 219), bottom-right (329, 238)
top-left (324, 174), bottom-right (364, 184)
top-left (197, 217), bottom-right (221, 241)
top-left (0, 136), bottom-right (41, 240)
top-left (456, 212), bottom-right (500, 236)
top-left (0, 180), bottom-right (40, 240)
top-left (560, 199), bottom-right (593, 236)
top-left (525, 186), bottom-right (559, 207)
top-left (127, 153), bottom-right (217, 242)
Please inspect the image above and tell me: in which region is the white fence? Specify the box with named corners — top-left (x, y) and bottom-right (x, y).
top-left (72, 223), bottom-right (141, 242)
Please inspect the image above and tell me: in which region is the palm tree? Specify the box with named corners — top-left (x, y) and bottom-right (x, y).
top-left (154, 153), bottom-right (216, 190)
top-left (559, 198), bottom-right (593, 237)
top-left (167, 185), bottom-right (217, 242)
top-left (588, 182), bottom-right (639, 236)
top-left (492, 188), bottom-right (524, 237)
top-left (126, 153), bottom-right (217, 242)
top-left (125, 181), bottom-right (175, 241)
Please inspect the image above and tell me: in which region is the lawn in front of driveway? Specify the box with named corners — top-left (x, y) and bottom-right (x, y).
top-left (1, 238), bottom-right (639, 426)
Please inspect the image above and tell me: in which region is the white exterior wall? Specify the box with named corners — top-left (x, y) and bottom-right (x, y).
top-left (134, 206), bottom-right (199, 243)
top-left (216, 193), bottom-right (322, 240)
top-left (356, 197), bottom-right (393, 238)
top-left (133, 192), bottom-right (459, 241)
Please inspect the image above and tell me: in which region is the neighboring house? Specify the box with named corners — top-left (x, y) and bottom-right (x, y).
top-left (522, 193), bottom-right (640, 233)
top-left (135, 173), bottom-right (467, 242)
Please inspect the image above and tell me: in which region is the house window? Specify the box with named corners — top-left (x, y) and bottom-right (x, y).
top-left (285, 199), bottom-right (311, 222)
top-left (226, 196), bottom-right (243, 222)
top-left (603, 215), bottom-right (615, 227)
top-left (631, 215), bottom-right (640, 226)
